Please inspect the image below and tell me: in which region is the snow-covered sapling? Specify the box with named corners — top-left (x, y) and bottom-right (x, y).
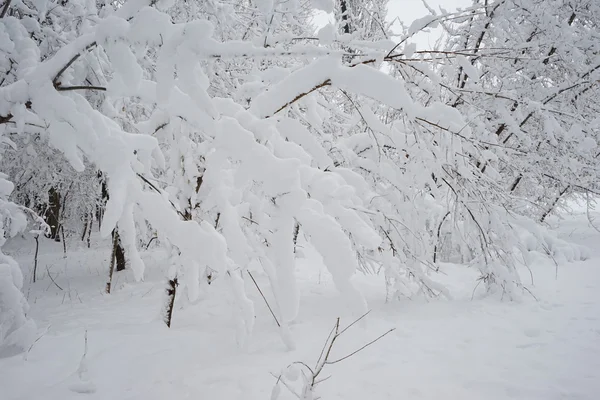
top-left (69, 330), bottom-right (96, 394)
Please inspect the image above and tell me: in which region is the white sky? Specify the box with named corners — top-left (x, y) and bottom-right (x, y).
top-left (314, 0), bottom-right (472, 49)
top-left (387, 0), bottom-right (471, 48)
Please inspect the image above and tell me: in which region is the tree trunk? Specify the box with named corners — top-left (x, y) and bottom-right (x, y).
top-left (86, 212), bottom-right (92, 248)
top-left (293, 221), bottom-right (300, 253)
top-left (46, 188), bottom-right (61, 241)
top-left (33, 235), bottom-right (39, 283)
top-left (340, 0), bottom-right (351, 34)
top-left (61, 225), bottom-right (67, 258)
top-left (113, 229), bottom-right (126, 271)
top-left (97, 171), bottom-right (108, 230)
top-left (81, 215), bottom-right (88, 242)
top-left (164, 277), bottom-right (178, 328)
top-left (101, 170), bottom-right (127, 272)
top-left (105, 230), bottom-right (119, 294)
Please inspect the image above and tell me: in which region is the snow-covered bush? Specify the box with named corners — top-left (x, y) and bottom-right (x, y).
top-left (0, 174), bottom-right (36, 357)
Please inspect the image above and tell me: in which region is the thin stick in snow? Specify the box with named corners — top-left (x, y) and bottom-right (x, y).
top-left (24, 324), bottom-right (51, 361)
top-left (69, 329), bottom-right (96, 393)
top-left (247, 270), bottom-right (280, 327)
top-left (325, 328), bottom-right (396, 365)
top-left (32, 235), bottom-right (39, 283)
top-left (46, 265), bottom-right (63, 291)
top-left (86, 214), bottom-right (92, 248)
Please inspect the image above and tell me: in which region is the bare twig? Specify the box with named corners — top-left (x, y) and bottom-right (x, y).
top-left (433, 211), bottom-right (450, 265)
top-left (521, 285), bottom-right (538, 301)
top-left (471, 277), bottom-right (483, 300)
top-left (145, 236), bottom-right (157, 250)
top-left (45, 266), bottom-right (63, 291)
top-left (315, 319), bottom-right (339, 369)
top-left (53, 42), bottom-right (97, 86)
top-left (270, 373), bottom-right (301, 399)
top-left (337, 310), bottom-right (371, 337)
top-left (270, 79), bottom-right (331, 116)
top-left (32, 235), bottom-right (39, 283)
top-left (136, 173), bottom-right (187, 220)
top-left (55, 85), bottom-right (107, 92)
top-left (325, 328), bottom-right (396, 365)
top-left (246, 270), bottom-right (280, 327)
top-left (24, 324), bottom-right (51, 361)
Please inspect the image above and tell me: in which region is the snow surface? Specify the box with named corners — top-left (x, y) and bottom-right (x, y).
top-left (1, 208), bottom-right (600, 399)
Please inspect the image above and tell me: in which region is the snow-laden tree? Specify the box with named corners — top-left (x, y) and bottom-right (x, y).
top-left (1, 0), bottom-right (597, 354)
top-left (413, 0), bottom-right (600, 273)
top-left (0, 173), bottom-right (39, 357)
top-left (439, 0), bottom-right (600, 221)
top-left (343, 0), bottom-right (599, 298)
top-left (0, 0), bottom-right (377, 348)
top-left (0, 0), bottom-right (108, 244)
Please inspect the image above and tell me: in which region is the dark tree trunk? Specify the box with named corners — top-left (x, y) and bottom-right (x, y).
top-left (99, 170), bottom-right (127, 271)
top-left (81, 215), bottom-right (88, 242)
top-left (46, 188), bottom-right (61, 241)
top-left (340, 0), bottom-right (351, 34)
top-left (106, 230), bottom-right (119, 294)
top-left (61, 225), bottom-right (67, 257)
top-left (113, 229), bottom-right (126, 271)
top-left (86, 212), bottom-right (92, 248)
top-left (97, 171), bottom-right (108, 230)
top-left (164, 277), bottom-right (178, 328)
top-left (33, 235), bottom-right (39, 283)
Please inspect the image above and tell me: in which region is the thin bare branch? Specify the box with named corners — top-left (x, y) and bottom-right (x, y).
top-left (326, 328), bottom-right (396, 365)
top-left (247, 270), bottom-right (280, 327)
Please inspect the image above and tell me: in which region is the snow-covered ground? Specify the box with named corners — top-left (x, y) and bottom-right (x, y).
top-left (1, 209), bottom-right (600, 400)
